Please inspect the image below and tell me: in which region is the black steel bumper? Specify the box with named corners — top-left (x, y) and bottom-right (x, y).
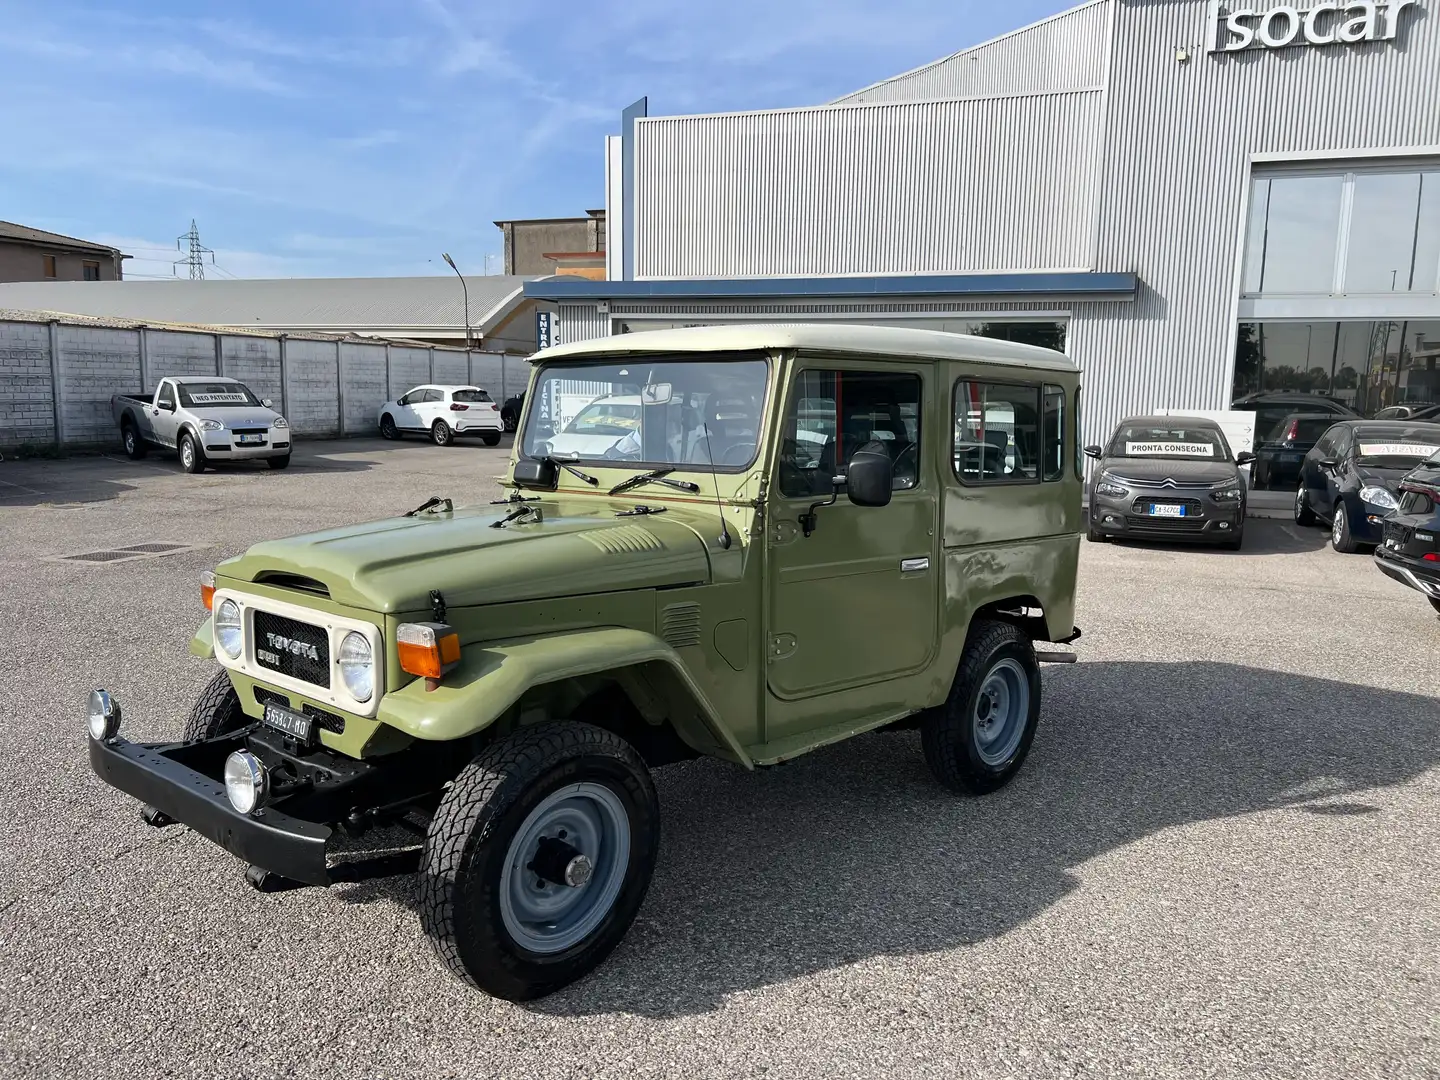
top-left (1374, 547), bottom-right (1440, 600)
top-left (89, 733), bottom-right (334, 886)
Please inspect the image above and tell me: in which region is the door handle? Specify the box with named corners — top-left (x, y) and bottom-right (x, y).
top-left (900, 557), bottom-right (930, 572)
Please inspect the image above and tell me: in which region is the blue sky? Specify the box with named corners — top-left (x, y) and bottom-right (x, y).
top-left (0, 0), bottom-right (1067, 279)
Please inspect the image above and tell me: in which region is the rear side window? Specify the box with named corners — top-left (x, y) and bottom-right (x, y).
top-left (954, 381), bottom-right (1041, 484)
top-left (1042, 384), bottom-right (1065, 481)
top-left (452, 389), bottom-right (492, 403)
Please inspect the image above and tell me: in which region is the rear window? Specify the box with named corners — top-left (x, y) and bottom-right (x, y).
top-left (1265, 416), bottom-right (1332, 442)
top-left (452, 389), bottom-right (492, 403)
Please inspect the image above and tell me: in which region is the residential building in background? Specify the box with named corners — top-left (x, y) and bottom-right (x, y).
top-left (0, 221), bottom-right (127, 283)
top-left (494, 210), bottom-right (606, 278)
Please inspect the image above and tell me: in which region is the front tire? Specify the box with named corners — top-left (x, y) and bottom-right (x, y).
top-left (482, 432), bottom-right (502, 447)
top-left (179, 432), bottom-right (204, 474)
top-left (1295, 484), bottom-right (1317, 526)
top-left (431, 419), bottom-right (453, 446)
top-left (1331, 501), bottom-right (1358, 553)
top-left (379, 414), bottom-right (399, 440)
top-left (420, 722), bottom-right (660, 1001)
top-left (121, 423), bottom-right (148, 460)
top-left (921, 620), bottom-right (1041, 794)
top-left (183, 670), bottom-right (247, 741)
top-left (266, 454), bottom-right (291, 470)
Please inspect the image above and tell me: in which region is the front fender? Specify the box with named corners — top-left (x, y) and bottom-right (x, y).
top-left (374, 627), bottom-right (753, 767)
top-left (189, 617), bottom-right (214, 659)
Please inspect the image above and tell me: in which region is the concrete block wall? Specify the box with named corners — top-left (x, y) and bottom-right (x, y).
top-left (0, 322), bottom-right (56, 449)
top-left (341, 342), bottom-right (388, 434)
top-left (284, 339), bottom-right (341, 436)
top-left (388, 347), bottom-right (430, 399)
top-left (221, 337), bottom-right (282, 407)
top-left (59, 326), bottom-right (142, 445)
top-left (146, 330), bottom-right (217, 386)
top-left (433, 351), bottom-right (468, 386)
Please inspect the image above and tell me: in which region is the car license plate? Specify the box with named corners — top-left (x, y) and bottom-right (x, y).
top-left (1149, 503), bottom-right (1185, 517)
top-left (262, 702), bottom-right (313, 743)
top-left (237, 434), bottom-right (265, 445)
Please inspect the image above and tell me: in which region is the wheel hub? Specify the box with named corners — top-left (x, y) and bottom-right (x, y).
top-left (527, 834), bottom-right (593, 889)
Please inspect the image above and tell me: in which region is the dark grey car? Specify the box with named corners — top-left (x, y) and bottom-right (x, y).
top-left (1084, 416), bottom-right (1255, 550)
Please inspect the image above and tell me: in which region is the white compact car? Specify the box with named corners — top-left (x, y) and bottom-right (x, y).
top-left (377, 385), bottom-right (504, 446)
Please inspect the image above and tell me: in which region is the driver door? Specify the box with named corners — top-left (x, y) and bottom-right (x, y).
top-left (152, 380), bottom-right (180, 447)
top-left (764, 362), bottom-right (939, 740)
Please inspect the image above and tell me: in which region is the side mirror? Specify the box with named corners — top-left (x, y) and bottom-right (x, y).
top-left (845, 448), bottom-right (893, 508)
top-left (1236, 451), bottom-right (1256, 466)
top-left (1319, 457), bottom-right (1338, 469)
top-left (262, 398), bottom-right (273, 409)
top-left (1083, 444), bottom-right (1102, 459)
top-left (512, 458), bottom-right (557, 489)
top-left (158, 400), bottom-right (175, 412)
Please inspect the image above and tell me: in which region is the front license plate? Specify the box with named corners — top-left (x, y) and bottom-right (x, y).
top-left (1149, 503), bottom-right (1185, 517)
top-left (237, 434), bottom-right (265, 445)
top-left (262, 702), bottom-right (314, 743)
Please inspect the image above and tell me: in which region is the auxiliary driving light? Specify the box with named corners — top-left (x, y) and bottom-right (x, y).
top-left (87, 689), bottom-right (122, 741)
top-left (224, 750), bottom-right (268, 815)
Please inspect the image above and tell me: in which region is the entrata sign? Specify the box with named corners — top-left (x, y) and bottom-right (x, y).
top-left (1209, 0), bottom-right (1418, 51)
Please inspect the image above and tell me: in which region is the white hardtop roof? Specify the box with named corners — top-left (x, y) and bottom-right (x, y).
top-left (171, 375), bottom-right (242, 383)
top-left (534, 323), bottom-right (1077, 372)
top-left (405, 384), bottom-right (486, 391)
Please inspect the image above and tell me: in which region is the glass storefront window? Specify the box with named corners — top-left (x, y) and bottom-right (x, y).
top-left (1413, 173), bottom-right (1440, 294)
top-left (1345, 173), bottom-right (1421, 293)
top-left (1257, 175), bottom-right (1344, 294)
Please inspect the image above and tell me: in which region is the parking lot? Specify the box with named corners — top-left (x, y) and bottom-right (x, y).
top-left (1, 438), bottom-right (1437, 1079)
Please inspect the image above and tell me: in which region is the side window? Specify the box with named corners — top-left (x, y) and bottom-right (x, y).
top-left (420, 389), bottom-right (442, 404)
top-left (1042, 384), bottom-right (1065, 482)
top-left (954, 381), bottom-right (1041, 484)
top-left (156, 382), bottom-right (175, 409)
top-left (397, 390), bottom-right (415, 406)
top-left (777, 368), bottom-right (922, 498)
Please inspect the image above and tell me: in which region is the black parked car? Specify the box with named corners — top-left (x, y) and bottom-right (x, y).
top-left (1252, 412), bottom-right (1336, 491)
top-left (1230, 391), bottom-right (1357, 446)
top-left (500, 392), bottom-right (525, 433)
top-left (1085, 416), bottom-right (1254, 550)
top-left (1373, 451), bottom-right (1440, 615)
top-left (1294, 420), bottom-right (1440, 552)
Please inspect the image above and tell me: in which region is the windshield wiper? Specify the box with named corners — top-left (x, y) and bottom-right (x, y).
top-left (540, 456), bottom-right (598, 486)
top-left (607, 468), bottom-right (701, 496)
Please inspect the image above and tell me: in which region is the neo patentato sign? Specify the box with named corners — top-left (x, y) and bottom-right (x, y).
top-left (1209, 0), bottom-right (1418, 51)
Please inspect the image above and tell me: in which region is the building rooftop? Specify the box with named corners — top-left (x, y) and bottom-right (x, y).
top-left (0, 275), bottom-right (535, 335)
top-left (0, 220), bottom-right (125, 256)
top-left (535, 322), bottom-right (1078, 371)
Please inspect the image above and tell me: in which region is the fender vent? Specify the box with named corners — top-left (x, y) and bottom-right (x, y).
top-left (580, 525), bottom-right (664, 555)
top-left (660, 602), bottom-right (702, 648)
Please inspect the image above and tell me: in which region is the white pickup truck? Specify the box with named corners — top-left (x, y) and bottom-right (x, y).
top-left (111, 376), bottom-right (293, 473)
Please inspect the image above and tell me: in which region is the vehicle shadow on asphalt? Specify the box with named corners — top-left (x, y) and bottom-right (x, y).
top-left (1099, 519), bottom-right (1331, 557)
top-left (334, 660), bottom-right (1440, 1017)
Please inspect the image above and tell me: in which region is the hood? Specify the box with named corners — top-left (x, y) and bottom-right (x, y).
top-left (1100, 456), bottom-right (1238, 485)
top-left (190, 405), bottom-right (284, 428)
top-left (217, 504), bottom-right (711, 613)
top-left (1355, 465), bottom-right (1408, 488)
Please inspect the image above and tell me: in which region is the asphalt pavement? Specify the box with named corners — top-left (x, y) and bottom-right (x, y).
top-left (0, 438), bottom-right (1436, 1079)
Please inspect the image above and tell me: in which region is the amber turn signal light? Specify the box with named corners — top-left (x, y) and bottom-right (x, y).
top-left (397, 622), bottom-right (461, 680)
top-left (201, 570), bottom-right (216, 611)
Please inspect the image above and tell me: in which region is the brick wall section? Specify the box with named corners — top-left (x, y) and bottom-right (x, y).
top-left (389, 347), bottom-right (431, 399)
top-left (58, 326), bottom-right (141, 445)
top-left (433, 351), bottom-right (468, 386)
top-left (341, 342), bottom-right (387, 434)
top-left (146, 330), bottom-right (217, 386)
top-left (283, 339), bottom-right (340, 436)
top-left (221, 337), bottom-right (282, 407)
top-left (0, 321), bottom-right (55, 449)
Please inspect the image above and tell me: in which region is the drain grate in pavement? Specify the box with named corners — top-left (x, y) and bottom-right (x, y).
top-left (115, 542), bottom-right (189, 553)
top-left (53, 543), bottom-right (205, 565)
top-left (61, 550), bottom-right (142, 563)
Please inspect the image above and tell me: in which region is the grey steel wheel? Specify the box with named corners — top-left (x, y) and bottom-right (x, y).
top-left (972, 657), bottom-right (1030, 766)
top-left (498, 782), bottom-right (631, 955)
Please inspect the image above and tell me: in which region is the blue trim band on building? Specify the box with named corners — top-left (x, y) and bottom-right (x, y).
top-left (524, 271), bottom-right (1138, 302)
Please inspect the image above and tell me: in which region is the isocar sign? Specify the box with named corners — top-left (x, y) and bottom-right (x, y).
top-left (1209, 0), bottom-right (1418, 51)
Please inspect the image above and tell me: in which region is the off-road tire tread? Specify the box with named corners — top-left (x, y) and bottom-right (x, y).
top-left (420, 721), bottom-right (658, 1000)
top-left (183, 670), bottom-right (246, 741)
top-left (921, 619), bottom-right (1040, 795)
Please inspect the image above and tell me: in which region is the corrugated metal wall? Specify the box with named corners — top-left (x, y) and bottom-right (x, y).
top-left (832, 1), bottom-right (1110, 104)
top-left (559, 303), bottom-right (609, 343)
top-left (1076, 0), bottom-right (1440, 447)
top-left (634, 90), bottom-right (1104, 279)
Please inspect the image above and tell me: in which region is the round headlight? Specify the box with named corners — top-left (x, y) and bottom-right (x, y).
top-left (87, 689), bottom-right (121, 741)
top-left (338, 631), bottom-right (374, 703)
top-left (215, 598), bottom-right (242, 659)
top-left (224, 750), bottom-right (267, 814)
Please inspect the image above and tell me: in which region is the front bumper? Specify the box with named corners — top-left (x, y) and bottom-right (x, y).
top-left (1374, 546), bottom-right (1440, 599)
top-left (203, 437), bottom-right (291, 460)
top-left (90, 730), bottom-right (333, 885)
top-left (1089, 492), bottom-right (1243, 542)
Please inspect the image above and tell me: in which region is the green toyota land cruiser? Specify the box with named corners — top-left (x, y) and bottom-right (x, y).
top-left (88, 324), bottom-right (1083, 1001)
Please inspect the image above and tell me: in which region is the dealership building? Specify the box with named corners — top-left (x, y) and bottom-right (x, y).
top-left (527, 0), bottom-right (1440, 446)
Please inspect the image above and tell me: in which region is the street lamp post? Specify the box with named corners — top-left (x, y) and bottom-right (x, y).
top-left (441, 252), bottom-right (473, 349)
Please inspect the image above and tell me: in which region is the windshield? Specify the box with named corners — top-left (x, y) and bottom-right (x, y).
top-left (521, 356), bottom-right (770, 471)
top-left (176, 381), bottom-right (262, 409)
top-left (1353, 426), bottom-right (1440, 467)
top-left (1106, 423), bottom-right (1231, 461)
